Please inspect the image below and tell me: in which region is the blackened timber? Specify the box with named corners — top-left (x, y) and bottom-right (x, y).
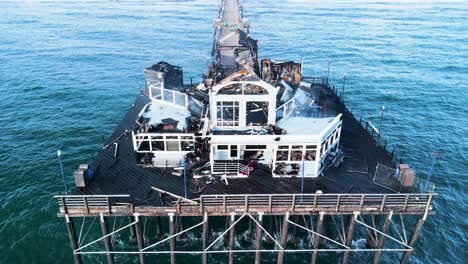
top-left (229, 214), bottom-right (236, 264)
top-left (400, 214), bottom-right (427, 264)
top-left (100, 213), bottom-right (114, 264)
top-left (202, 213), bottom-right (209, 264)
top-left (134, 214), bottom-right (146, 264)
top-left (342, 212), bottom-right (359, 264)
top-left (311, 212), bottom-right (325, 264)
top-left (373, 211), bottom-right (393, 264)
top-left (255, 213), bottom-right (264, 264)
top-left (169, 214), bottom-right (176, 264)
top-left (65, 215), bottom-right (82, 264)
top-left (277, 213), bottom-right (289, 264)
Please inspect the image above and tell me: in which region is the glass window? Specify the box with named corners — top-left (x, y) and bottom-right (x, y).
top-left (217, 145), bottom-right (228, 150)
top-left (217, 101), bottom-right (239, 126)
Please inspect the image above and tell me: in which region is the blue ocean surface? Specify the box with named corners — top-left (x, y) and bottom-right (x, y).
top-left (0, 0), bottom-right (466, 263)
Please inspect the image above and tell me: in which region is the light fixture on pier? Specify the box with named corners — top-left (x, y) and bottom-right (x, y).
top-left (377, 106), bottom-right (386, 144)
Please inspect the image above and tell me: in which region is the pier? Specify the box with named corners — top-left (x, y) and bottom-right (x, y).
top-left (54, 1), bottom-right (437, 263)
top-left (55, 80), bottom-right (436, 263)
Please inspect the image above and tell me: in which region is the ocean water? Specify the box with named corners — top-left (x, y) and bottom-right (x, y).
top-left (0, 0), bottom-right (466, 263)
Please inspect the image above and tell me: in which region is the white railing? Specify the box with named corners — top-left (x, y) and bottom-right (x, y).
top-left (149, 83), bottom-right (188, 108)
top-left (276, 96), bottom-right (298, 121)
top-left (212, 162), bottom-right (250, 177)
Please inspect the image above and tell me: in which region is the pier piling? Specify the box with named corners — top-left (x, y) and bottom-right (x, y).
top-left (169, 213), bottom-right (176, 264)
top-left (311, 212), bottom-right (325, 264)
top-left (99, 213), bottom-right (114, 264)
top-left (202, 213), bottom-right (209, 264)
top-left (129, 216), bottom-right (136, 242)
top-left (255, 213), bottom-right (264, 264)
top-left (277, 212), bottom-right (289, 264)
top-left (373, 211), bottom-right (393, 264)
top-left (229, 213), bottom-right (236, 264)
top-left (65, 215), bottom-right (82, 264)
top-left (155, 216), bottom-right (162, 239)
top-left (342, 212), bottom-right (359, 264)
top-left (400, 214), bottom-right (427, 264)
top-left (134, 214), bottom-right (146, 264)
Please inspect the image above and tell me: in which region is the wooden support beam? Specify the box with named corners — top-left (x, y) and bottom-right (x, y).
top-left (311, 212), bottom-right (325, 264)
top-left (65, 215), bottom-right (82, 264)
top-left (202, 213), bottom-right (209, 264)
top-left (134, 214), bottom-right (146, 264)
top-left (100, 213), bottom-right (115, 264)
top-left (229, 213), bottom-right (236, 264)
top-left (169, 213), bottom-right (176, 264)
top-left (255, 213), bottom-right (264, 264)
top-left (400, 214), bottom-right (427, 264)
top-left (373, 211), bottom-right (393, 264)
top-left (342, 212), bottom-right (359, 264)
top-left (277, 212), bottom-right (289, 264)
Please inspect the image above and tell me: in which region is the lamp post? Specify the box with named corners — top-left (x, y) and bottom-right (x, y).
top-left (377, 106), bottom-right (386, 144)
top-left (326, 59), bottom-right (332, 83)
top-left (341, 73), bottom-right (347, 102)
top-left (424, 151), bottom-right (438, 192)
top-left (183, 156), bottom-right (187, 198)
top-left (57, 150), bottom-right (68, 195)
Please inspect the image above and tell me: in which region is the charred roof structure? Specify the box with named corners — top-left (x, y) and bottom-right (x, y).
top-left (55, 1), bottom-right (436, 264)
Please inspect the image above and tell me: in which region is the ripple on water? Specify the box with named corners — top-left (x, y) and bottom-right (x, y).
top-left (0, 0), bottom-right (466, 263)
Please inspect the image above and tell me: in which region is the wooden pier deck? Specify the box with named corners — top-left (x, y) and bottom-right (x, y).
top-left (57, 81), bottom-right (436, 264)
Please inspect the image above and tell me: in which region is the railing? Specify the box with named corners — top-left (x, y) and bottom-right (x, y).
top-left (55, 195), bottom-right (130, 214)
top-left (323, 80), bottom-right (402, 163)
top-left (365, 121), bottom-right (388, 149)
top-left (276, 96), bottom-right (297, 121)
top-left (302, 76), bottom-right (329, 86)
top-left (149, 83), bottom-right (188, 108)
top-left (212, 162), bottom-right (250, 177)
top-left (56, 192), bottom-right (435, 216)
top-left (198, 193), bottom-right (435, 214)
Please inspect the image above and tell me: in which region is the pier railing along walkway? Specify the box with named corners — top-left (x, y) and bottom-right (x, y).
top-left (55, 192), bottom-right (435, 216)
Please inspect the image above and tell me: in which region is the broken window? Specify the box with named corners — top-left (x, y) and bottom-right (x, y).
top-left (246, 101), bottom-right (269, 126)
top-left (276, 150), bottom-right (289, 161)
top-left (217, 83), bottom-right (242, 94)
top-left (217, 101), bottom-right (239, 127)
top-left (244, 84), bottom-right (268, 95)
top-left (151, 135), bottom-right (165, 151)
top-left (305, 145), bottom-right (317, 161)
